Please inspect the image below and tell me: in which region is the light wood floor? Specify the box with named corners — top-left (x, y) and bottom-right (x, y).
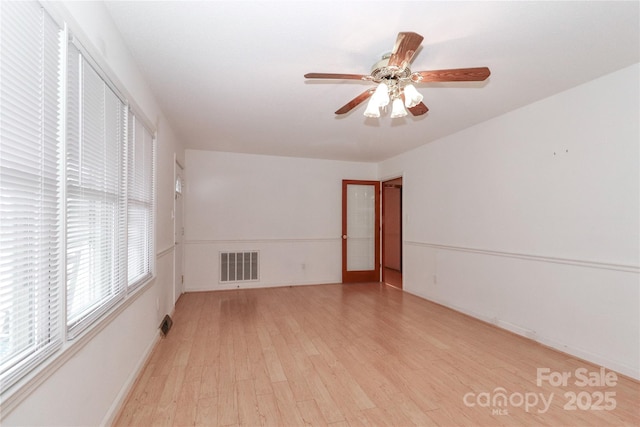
top-left (114, 283), bottom-right (640, 426)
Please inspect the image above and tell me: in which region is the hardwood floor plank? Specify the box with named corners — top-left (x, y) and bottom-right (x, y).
top-left (216, 377), bottom-right (237, 426)
top-left (114, 283), bottom-right (640, 427)
top-left (296, 399), bottom-right (329, 426)
top-left (270, 333), bottom-right (313, 402)
top-left (159, 366), bottom-right (186, 406)
top-left (151, 402), bottom-right (177, 427)
top-left (309, 354), bottom-right (375, 412)
top-left (309, 354), bottom-right (359, 412)
top-left (127, 404), bottom-right (155, 426)
top-left (303, 362), bottom-right (346, 424)
top-left (262, 344), bottom-right (287, 383)
top-left (194, 397), bottom-right (217, 427)
top-left (148, 365), bottom-right (185, 426)
top-left (392, 397), bottom-right (439, 426)
top-left (232, 330), bottom-right (251, 382)
top-left (138, 374), bottom-right (169, 407)
top-left (173, 373), bottom-right (200, 426)
top-left (215, 385), bottom-right (235, 426)
top-left (199, 364), bottom-right (217, 399)
top-left (255, 393), bottom-right (281, 426)
top-left (236, 379), bottom-right (261, 426)
top-left (244, 321), bottom-right (273, 396)
top-left (271, 380), bottom-right (307, 426)
top-left (329, 359), bottom-right (376, 411)
top-left (362, 406), bottom-right (414, 426)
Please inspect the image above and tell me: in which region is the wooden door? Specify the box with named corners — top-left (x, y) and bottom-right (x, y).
top-left (342, 180), bottom-right (380, 283)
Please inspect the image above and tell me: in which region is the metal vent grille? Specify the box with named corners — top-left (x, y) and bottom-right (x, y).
top-left (220, 251), bottom-right (259, 283)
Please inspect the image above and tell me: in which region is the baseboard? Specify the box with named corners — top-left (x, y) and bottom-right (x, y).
top-left (185, 278), bottom-right (341, 292)
top-left (403, 288), bottom-right (640, 381)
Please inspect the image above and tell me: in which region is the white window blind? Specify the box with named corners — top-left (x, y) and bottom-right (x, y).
top-left (65, 43), bottom-right (127, 338)
top-left (127, 112), bottom-right (154, 289)
top-left (0, 1), bottom-right (63, 390)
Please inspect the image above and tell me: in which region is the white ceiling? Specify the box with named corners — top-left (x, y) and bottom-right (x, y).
top-left (104, 1), bottom-right (639, 162)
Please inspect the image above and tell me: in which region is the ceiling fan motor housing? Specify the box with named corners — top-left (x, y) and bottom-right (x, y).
top-left (370, 52), bottom-right (412, 83)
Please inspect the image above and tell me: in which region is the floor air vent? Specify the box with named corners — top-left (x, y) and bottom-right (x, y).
top-left (220, 251), bottom-right (259, 283)
top-left (159, 314), bottom-right (173, 336)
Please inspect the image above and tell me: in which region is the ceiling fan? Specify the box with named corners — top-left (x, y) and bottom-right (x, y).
top-left (304, 32), bottom-right (490, 118)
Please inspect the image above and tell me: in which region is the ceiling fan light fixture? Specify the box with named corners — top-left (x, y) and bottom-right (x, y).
top-left (390, 97), bottom-right (408, 118)
top-left (372, 81), bottom-right (390, 108)
top-left (403, 84), bottom-right (423, 108)
top-left (363, 97), bottom-right (381, 118)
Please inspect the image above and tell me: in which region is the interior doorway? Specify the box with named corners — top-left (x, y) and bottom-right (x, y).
top-left (174, 158), bottom-right (184, 304)
top-left (382, 177), bottom-right (402, 288)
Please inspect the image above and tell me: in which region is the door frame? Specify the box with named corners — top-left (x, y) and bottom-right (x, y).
top-left (341, 180), bottom-right (381, 283)
top-left (382, 177), bottom-right (403, 288)
top-left (173, 156), bottom-right (184, 304)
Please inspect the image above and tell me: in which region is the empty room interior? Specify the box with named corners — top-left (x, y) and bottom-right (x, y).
top-left (0, 1), bottom-right (639, 426)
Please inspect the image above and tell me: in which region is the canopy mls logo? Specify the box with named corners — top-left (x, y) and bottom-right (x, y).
top-left (462, 388), bottom-right (552, 415)
top-left (462, 367), bottom-right (618, 416)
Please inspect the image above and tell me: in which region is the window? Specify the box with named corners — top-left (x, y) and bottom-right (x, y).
top-left (0, 1), bottom-right (64, 390)
top-left (127, 112), bottom-right (155, 289)
top-left (65, 44), bottom-right (128, 337)
top-left (0, 1), bottom-right (156, 393)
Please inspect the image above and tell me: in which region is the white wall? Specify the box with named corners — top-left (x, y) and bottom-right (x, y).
top-left (380, 63), bottom-right (640, 379)
top-left (3, 2), bottom-right (183, 426)
top-left (184, 150), bottom-right (377, 290)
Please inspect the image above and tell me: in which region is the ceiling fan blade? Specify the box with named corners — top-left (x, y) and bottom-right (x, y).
top-left (413, 67), bottom-right (491, 82)
top-left (305, 73), bottom-right (369, 80)
top-left (335, 89), bottom-right (374, 115)
top-left (388, 32), bottom-right (424, 69)
top-left (408, 102), bottom-right (429, 116)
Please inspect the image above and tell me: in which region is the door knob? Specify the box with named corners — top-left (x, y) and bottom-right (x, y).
top-left (342, 235), bottom-right (347, 240)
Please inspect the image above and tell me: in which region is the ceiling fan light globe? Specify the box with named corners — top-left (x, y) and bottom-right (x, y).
top-left (403, 84), bottom-right (423, 108)
top-left (390, 97), bottom-right (408, 118)
top-left (372, 82), bottom-right (390, 108)
top-left (363, 98), bottom-right (381, 118)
